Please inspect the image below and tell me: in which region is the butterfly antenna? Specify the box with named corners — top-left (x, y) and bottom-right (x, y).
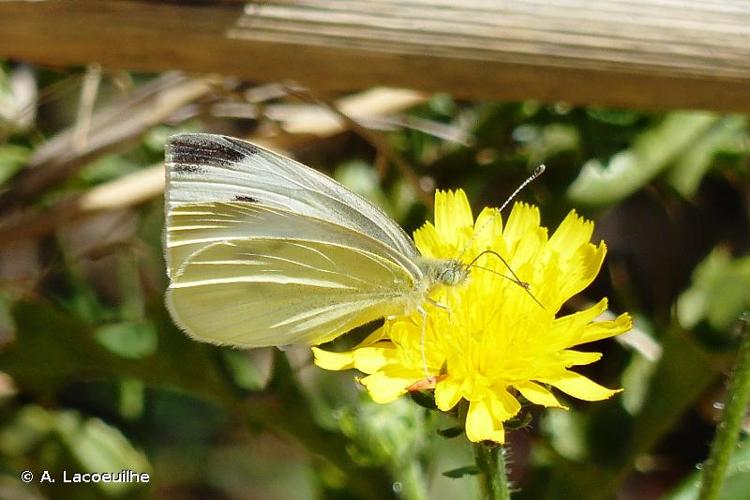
top-left (468, 250), bottom-right (545, 309)
top-left (458, 164), bottom-right (546, 263)
top-left (499, 164), bottom-right (546, 214)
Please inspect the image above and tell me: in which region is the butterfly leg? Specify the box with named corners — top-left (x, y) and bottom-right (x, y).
top-left (426, 297), bottom-right (455, 326)
top-left (417, 306), bottom-right (435, 383)
top-left (426, 297), bottom-right (449, 311)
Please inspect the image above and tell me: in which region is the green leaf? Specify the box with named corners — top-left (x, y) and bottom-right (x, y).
top-left (0, 144), bottom-right (30, 186)
top-left (94, 321), bottom-right (158, 359)
top-left (586, 108), bottom-right (641, 127)
top-left (620, 353), bottom-right (658, 415)
top-left (221, 349), bottom-right (271, 391)
top-left (567, 112), bottom-right (718, 206)
top-left (676, 249), bottom-right (750, 333)
top-left (0, 406), bottom-right (150, 497)
top-left (512, 123), bottom-right (580, 164)
top-left (409, 390), bottom-right (438, 410)
top-left (442, 465), bottom-right (480, 478)
top-left (0, 405), bottom-right (56, 457)
top-left (437, 426), bottom-right (464, 438)
top-left (0, 300), bottom-right (234, 403)
top-left (54, 410), bottom-right (151, 495)
top-left (541, 408), bottom-right (588, 461)
top-left (665, 115), bottom-right (747, 197)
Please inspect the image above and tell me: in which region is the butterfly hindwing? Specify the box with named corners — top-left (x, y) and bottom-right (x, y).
top-left (167, 237), bottom-right (418, 347)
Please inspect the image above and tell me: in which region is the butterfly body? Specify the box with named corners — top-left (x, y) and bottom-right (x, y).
top-left (164, 133), bottom-right (468, 348)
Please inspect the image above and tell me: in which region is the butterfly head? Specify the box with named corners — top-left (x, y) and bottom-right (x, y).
top-left (417, 258), bottom-right (470, 291)
top-left (437, 259), bottom-right (470, 287)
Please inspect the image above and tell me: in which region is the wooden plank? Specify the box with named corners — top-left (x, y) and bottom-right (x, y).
top-left (1, 0), bottom-right (749, 111)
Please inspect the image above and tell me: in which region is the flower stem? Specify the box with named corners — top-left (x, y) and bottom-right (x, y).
top-left (473, 442), bottom-right (511, 500)
top-left (394, 459), bottom-right (429, 500)
top-left (699, 314), bottom-right (750, 500)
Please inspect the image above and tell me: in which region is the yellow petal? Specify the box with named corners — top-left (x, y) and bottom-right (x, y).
top-left (435, 377), bottom-right (463, 411)
top-left (515, 381), bottom-right (566, 408)
top-left (474, 207), bottom-right (504, 243)
top-left (545, 243), bottom-right (606, 308)
top-left (559, 350), bottom-right (603, 367)
top-left (413, 222), bottom-right (442, 258)
top-left (549, 299), bottom-right (608, 348)
top-left (490, 386), bottom-right (522, 421)
top-left (466, 399), bottom-right (506, 443)
top-left (353, 345), bottom-right (400, 373)
top-left (503, 203), bottom-right (541, 249)
top-left (312, 348), bottom-right (354, 371)
top-left (579, 313), bottom-right (633, 344)
top-left (568, 242), bottom-right (607, 294)
top-left (355, 327), bottom-right (389, 348)
top-left (360, 371), bottom-right (417, 403)
top-left (548, 210), bottom-right (594, 257)
top-left (435, 190), bottom-right (474, 238)
top-left (541, 371), bottom-right (621, 401)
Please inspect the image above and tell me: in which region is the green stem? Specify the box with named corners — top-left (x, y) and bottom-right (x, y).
top-left (700, 314), bottom-right (750, 500)
top-left (393, 459), bottom-right (429, 500)
top-left (473, 442), bottom-right (511, 500)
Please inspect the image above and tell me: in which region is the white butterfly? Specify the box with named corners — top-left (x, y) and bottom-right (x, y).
top-left (164, 133), bottom-right (469, 348)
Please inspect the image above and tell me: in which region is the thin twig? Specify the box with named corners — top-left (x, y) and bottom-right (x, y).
top-left (0, 69), bottom-right (83, 143)
top-left (73, 63), bottom-right (102, 151)
top-left (0, 164), bottom-right (164, 245)
top-left (0, 73), bottom-right (219, 209)
top-left (0, 88), bottom-right (429, 245)
top-left (284, 85), bottom-right (434, 207)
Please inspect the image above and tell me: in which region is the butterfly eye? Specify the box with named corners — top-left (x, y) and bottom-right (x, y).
top-left (438, 263), bottom-right (466, 286)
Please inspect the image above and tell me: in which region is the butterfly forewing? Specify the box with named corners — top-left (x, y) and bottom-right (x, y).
top-left (166, 202), bottom-right (422, 281)
top-left (165, 134), bottom-right (418, 258)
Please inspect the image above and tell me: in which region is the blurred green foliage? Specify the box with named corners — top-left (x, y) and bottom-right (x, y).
top-left (0, 64), bottom-right (747, 500)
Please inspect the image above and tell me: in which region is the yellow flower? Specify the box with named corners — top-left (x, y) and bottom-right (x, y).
top-left (314, 190), bottom-right (632, 443)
